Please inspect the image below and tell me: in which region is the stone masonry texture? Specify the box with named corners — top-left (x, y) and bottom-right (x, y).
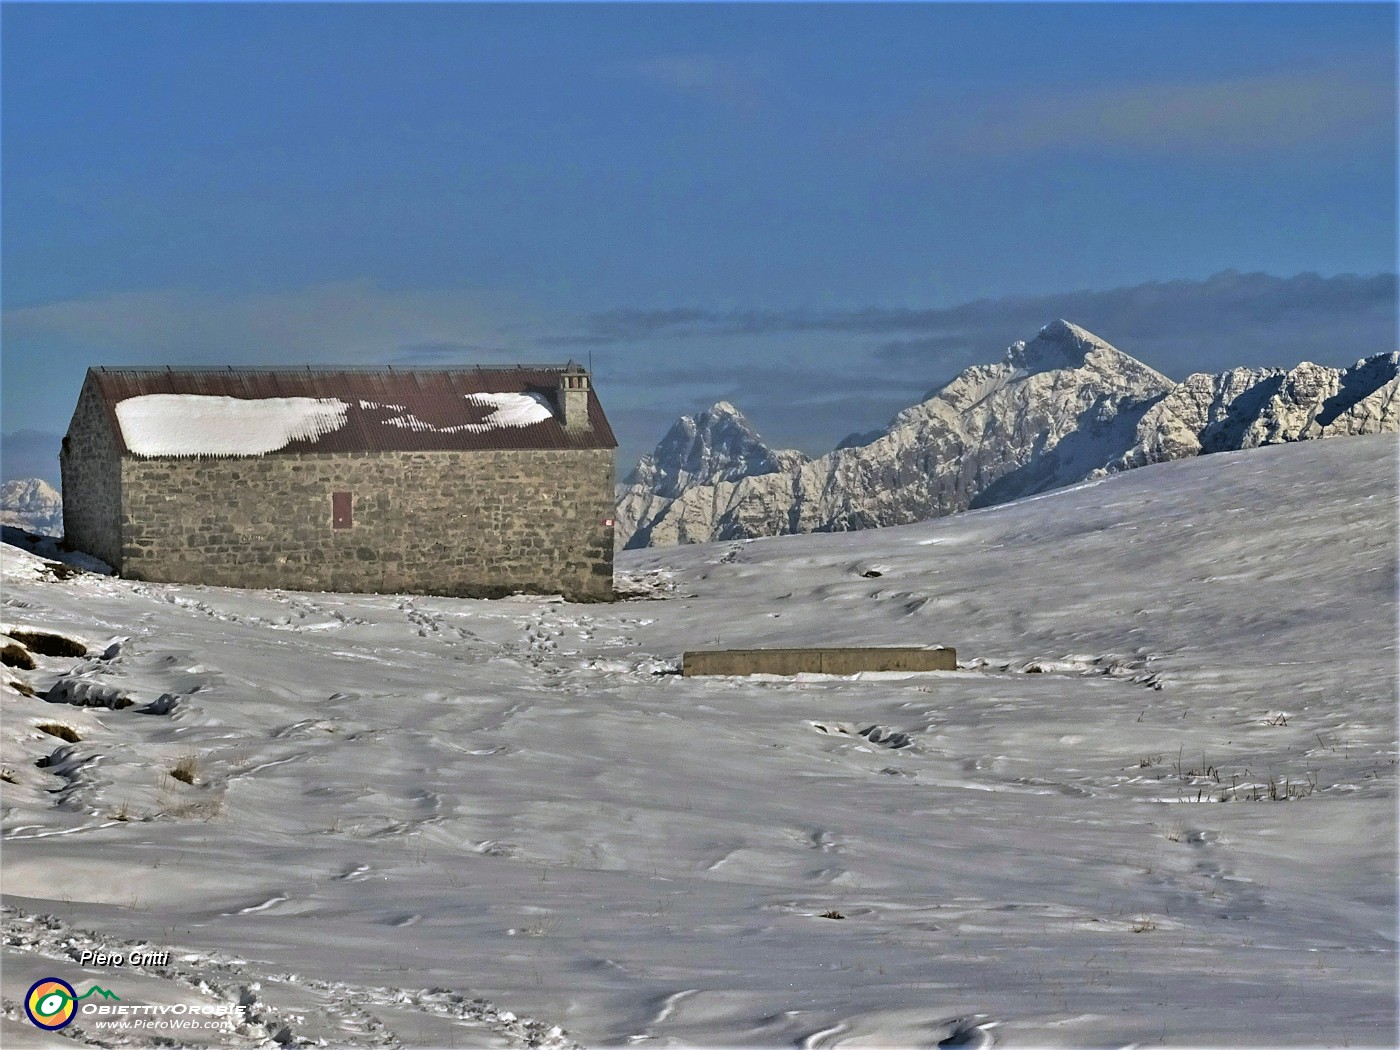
top-left (105, 448), bottom-right (616, 600)
top-left (60, 376), bottom-right (124, 567)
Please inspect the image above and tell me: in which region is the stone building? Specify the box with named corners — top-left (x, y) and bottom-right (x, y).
top-left (60, 365), bottom-right (617, 600)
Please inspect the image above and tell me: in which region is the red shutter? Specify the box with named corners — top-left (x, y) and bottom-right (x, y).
top-left (332, 491), bottom-right (352, 529)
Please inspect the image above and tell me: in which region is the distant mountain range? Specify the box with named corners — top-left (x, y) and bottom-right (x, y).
top-left (617, 320), bottom-right (1398, 549)
top-left (6, 322), bottom-right (1395, 555)
top-left (0, 478), bottom-right (62, 536)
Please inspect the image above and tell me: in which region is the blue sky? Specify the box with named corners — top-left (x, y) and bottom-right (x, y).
top-left (3, 2), bottom-right (1396, 484)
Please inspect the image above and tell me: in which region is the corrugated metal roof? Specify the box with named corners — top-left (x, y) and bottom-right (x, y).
top-left (85, 366), bottom-right (617, 455)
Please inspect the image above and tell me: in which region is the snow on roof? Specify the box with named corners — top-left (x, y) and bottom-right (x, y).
top-left (85, 367), bottom-right (617, 453)
top-left (468, 392), bottom-right (555, 428)
top-left (372, 393), bottom-right (555, 434)
top-left (114, 395), bottom-right (350, 457)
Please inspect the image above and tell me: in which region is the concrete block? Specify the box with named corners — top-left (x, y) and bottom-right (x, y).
top-left (682, 645), bottom-right (957, 677)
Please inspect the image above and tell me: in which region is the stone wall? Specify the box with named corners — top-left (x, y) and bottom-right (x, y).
top-left (117, 448), bottom-right (616, 600)
top-left (59, 376), bottom-right (124, 567)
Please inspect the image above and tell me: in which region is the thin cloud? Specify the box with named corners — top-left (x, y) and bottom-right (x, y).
top-left (2, 281), bottom-right (541, 363)
top-left (615, 53), bottom-right (774, 111)
top-left (868, 64), bottom-right (1395, 165)
top-left (544, 307), bottom-right (712, 346)
top-left (870, 271), bottom-right (1399, 380)
top-left (390, 343), bottom-right (557, 367)
top-left (970, 74), bottom-right (1391, 157)
top-left (606, 362), bottom-right (919, 400)
top-left (555, 272), bottom-right (1398, 374)
top-left (546, 305), bottom-right (958, 345)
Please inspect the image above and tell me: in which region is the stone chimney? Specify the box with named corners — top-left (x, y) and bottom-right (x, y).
top-left (558, 362), bottom-right (591, 432)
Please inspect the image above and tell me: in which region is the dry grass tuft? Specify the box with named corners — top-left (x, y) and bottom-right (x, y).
top-left (169, 753), bottom-right (199, 786)
top-left (36, 723), bottom-right (81, 743)
top-left (1, 642), bottom-right (35, 670)
top-left (8, 629), bottom-right (87, 658)
top-left (7, 632), bottom-right (87, 658)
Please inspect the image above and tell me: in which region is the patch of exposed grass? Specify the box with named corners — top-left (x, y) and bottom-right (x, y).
top-left (36, 723), bottom-right (81, 743)
top-left (7, 629), bottom-right (87, 658)
top-left (169, 754), bottom-right (198, 786)
top-left (1231, 772), bottom-right (1318, 802)
top-left (1, 767), bottom-right (17, 784)
top-left (1, 642), bottom-right (35, 670)
top-left (1173, 747), bottom-right (1221, 784)
top-left (8, 677), bottom-right (36, 697)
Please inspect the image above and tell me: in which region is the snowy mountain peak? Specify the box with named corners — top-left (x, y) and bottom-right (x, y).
top-left (706, 400), bottom-right (743, 418)
top-left (2, 476), bottom-right (59, 506)
top-left (618, 322), bottom-right (1180, 548)
top-left (1008, 318), bottom-right (1119, 373)
top-left (1, 477), bottom-right (63, 537)
top-left (622, 401), bottom-right (808, 499)
top-left (1099, 348), bottom-right (1400, 475)
top-left (616, 320), bottom-right (1398, 550)
top-left (1039, 317), bottom-right (1096, 343)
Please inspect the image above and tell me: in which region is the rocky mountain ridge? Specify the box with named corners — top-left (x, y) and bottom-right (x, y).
top-left (621, 401), bottom-right (810, 499)
top-left (1102, 352), bottom-right (1400, 473)
top-left (0, 478), bottom-right (63, 536)
top-left (617, 320), bottom-right (1399, 549)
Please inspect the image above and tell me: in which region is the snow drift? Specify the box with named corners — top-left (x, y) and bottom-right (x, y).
top-left (2, 434), bottom-right (1394, 1048)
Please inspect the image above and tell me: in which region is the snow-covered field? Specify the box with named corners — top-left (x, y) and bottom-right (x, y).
top-left (2, 435), bottom-right (1396, 1048)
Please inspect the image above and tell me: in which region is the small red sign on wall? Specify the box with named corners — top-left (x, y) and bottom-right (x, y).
top-left (332, 491), bottom-right (353, 529)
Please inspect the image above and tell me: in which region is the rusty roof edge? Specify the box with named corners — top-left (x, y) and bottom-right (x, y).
top-left (91, 364), bottom-right (583, 374)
